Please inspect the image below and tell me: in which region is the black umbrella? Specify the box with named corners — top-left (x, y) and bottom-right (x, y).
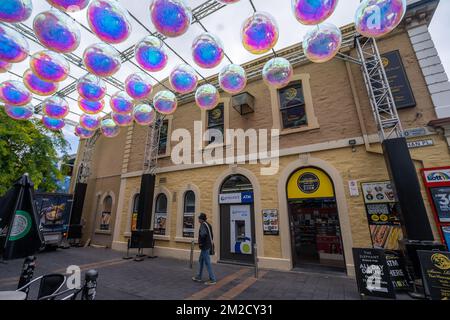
top-left (0, 174), bottom-right (44, 260)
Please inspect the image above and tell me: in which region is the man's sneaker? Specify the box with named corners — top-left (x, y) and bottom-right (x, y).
top-left (204, 280), bottom-right (217, 285)
top-left (192, 277), bottom-right (202, 283)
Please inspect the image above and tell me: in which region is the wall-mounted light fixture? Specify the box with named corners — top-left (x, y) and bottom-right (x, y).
top-left (232, 92), bottom-right (255, 116)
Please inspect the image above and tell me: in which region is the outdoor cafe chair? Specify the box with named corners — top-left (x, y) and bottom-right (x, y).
top-left (17, 274), bottom-right (66, 300)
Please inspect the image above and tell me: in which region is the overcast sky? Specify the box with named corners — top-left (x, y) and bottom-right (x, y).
top-left (1, 0), bottom-right (449, 154)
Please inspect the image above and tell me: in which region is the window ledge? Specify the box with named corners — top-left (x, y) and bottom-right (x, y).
top-left (175, 237), bottom-right (197, 244)
top-left (276, 123), bottom-right (320, 136)
top-left (95, 230), bottom-right (112, 235)
top-left (154, 235), bottom-right (171, 241)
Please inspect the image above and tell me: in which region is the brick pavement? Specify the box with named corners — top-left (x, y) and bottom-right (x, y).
top-left (0, 247), bottom-right (360, 300)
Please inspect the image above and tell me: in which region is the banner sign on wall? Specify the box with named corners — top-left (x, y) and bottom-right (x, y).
top-left (417, 250), bottom-right (450, 300)
top-left (262, 209), bottom-right (279, 236)
top-left (219, 192), bottom-right (253, 204)
top-left (352, 248), bottom-right (396, 299)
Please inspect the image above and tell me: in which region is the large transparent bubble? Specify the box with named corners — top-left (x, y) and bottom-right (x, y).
top-left (150, 0), bottom-right (192, 38)
top-left (77, 73), bottom-right (107, 101)
top-left (292, 0), bottom-right (338, 25)
top-left (169, 64), bottom-right (198, 94)
top-left (24, 69), bottom-right (59, 96)
top-left (101, 118), bottom-right (120, 138)
top-left (110, 91), bottom-right (134, 114)
top-left (125, 73), bottom-right (153, 100)
top-left (87, 0), bottom-right (132, 44)
top-left (47, 0), bottom-right (90, 12)
top-left (33, 10), bottom-right (81, 53)
top-left (75, 125), bottom-right (95, 139)
top-left (42, 96), bottom-right (69, 119)
top-left (0, 25), bottom-right (29, 63)
top-left (133, 104), bottom-right (155, 126)
top-left (303, 23), bottom-right (342, 63)
top-left (0, 60), bottom-right (12, 73)
top-left (83, 43), bottom-right (121, 77)
top-left (262, 57), bottom-right (294, 89)
top-left (0, 0), bottom-right (33, 23)
top-left (219, 64), bottom-right (247, 94)
top-left (42, 117), bottom-right (65, 131)
top-left (195, 84), bottom-right (220, 111)
top-left (80, 113), bottom-right (100, 130)
top-left (30, 51), bottom-right (70, 82)
top-left (355, 0), bottom-right (406, 38)
top-left (112, 112), bottom-right (133, 127)
top-left (241, 12), bottom-right (279, 55)
top-left (5, 103), bottom-right (34, 120)
top-left (135, 36), bottom-right (168, 72)
top-left (0, 80), bottom-right (32, 106)
top-left (153, 90), bottom-right (177, 115)
top-left (192, 33), bottom-right (224, 69)
top-left (78, 96), bottom-right (105, 114)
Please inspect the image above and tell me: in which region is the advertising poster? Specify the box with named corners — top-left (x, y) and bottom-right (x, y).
top-left (154, 213), bottom-right (167, 235)
top-left (100, 211), bottom-right (111, 231)
top-left (362, 182), bottom-right (396, 204)
top-left (230, 205), bottom-right (252, 255)
top-left (417, 250), bottom-right (450, 300)
top-left (262, 209), bottom-right (279, 236)
top-left (443, 227), bottom-right (450, 250)
top-left (430, 187), bottom-right (450, 223)
top-left (35, 194), bottom-right (73, 234)
top-left (182, 213), bottom-right (195, 238)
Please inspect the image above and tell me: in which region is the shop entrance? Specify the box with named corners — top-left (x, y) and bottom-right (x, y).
top-left (219, 175), bottom-right (255, 265)
top-left (287, 168), bottom-right (345, 271)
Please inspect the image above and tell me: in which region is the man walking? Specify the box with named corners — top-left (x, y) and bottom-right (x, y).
top-left (192, 213), bottom-right (217, 285)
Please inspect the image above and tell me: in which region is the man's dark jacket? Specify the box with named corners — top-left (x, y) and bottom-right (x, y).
top-left (198, 221), bottom-right (213, 251)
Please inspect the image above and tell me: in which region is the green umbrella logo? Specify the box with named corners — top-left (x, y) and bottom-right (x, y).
top-left (9, 210), bottom-right (32, 241)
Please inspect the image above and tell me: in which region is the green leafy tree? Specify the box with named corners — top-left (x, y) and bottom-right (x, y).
top-left (0, 108), bottom-right (69, 196)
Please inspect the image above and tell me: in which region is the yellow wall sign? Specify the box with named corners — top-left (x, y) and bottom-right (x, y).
top-left (287, 168), bottom-right (335, 199)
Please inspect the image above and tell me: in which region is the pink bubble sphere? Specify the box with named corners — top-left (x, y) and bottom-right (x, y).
top-left (125, 73), bottom-right (153, 100)
top-left (110, 91), bottom-right (134, 114)
top-left (30, 50), bottom-right (70, 83)
top-left (135, 35), bottom-right (168, 72)
top-left (46, 0), bottom-right (90, 12)
top-left (83, 42), bottom-right (121, 77)
top-left (169, 64), bottom-right (198, 94)
top-left (42, 96), bottom-right (70, 119)
top-left (80, 113), bottom-right (100, 131)
top-left (153, 90), bottom-right (177, 115)
top-left (42, 117), bottom-right (65, 131)
top-left (0, 0), bottom-right (33, 23)
top-left (77, 73), bottom-right (107, 101)
top-left (195, 84), bottom-right (220, 111)
top-left (0, 80), bottom-right (32, 106)
top-left (101, 118), bottom-right (120, 138)
top-left (192, 33), bottom-right (224, 69)
top-left (219, 64), bottom-right (247, 94)
top-left (75, 125), bottom-right (95, 139)
top-left (292, 0), bottom-right (338, 25)
top-left (133, 104), bottom-right (155, 126)
top-left (78, 96), bottom-right (105, 114)
top-left (0, 24), bottom-right (29, 63)
top-left (5, 103), bottom-right (34, 120)
top-left (149, 0), bottom-right (192, 38)
top-left (23, 69), bottom-right (59, 96)
top-left (262, 57), bottom-right (294, 89)
top-left (241, 12), bottom-right (279, 55)
top-left (303, 23), bottom-right (342, 63)
top-left (112, 112), bottom-right (133, 127)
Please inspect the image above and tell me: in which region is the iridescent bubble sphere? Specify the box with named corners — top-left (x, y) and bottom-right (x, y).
top-left (42, 117), bottom-right (65, 131)
top-left (192, 33), bottom-right (224, 69)
top-left (80, 113), bottom-right (100, 131)
top-left (195, 84), bottom-right (220, 111)
top-left (241, 12), bottom-right (279, 55)
top-left (303, 23), bottom-right (342, 63)
top-left (112, 112), bottom-right (133, 127)
top-left (169, 64), bottom-right (198, 94)
top-left (135, 36), bottom-right (168, 72)
top-left (33, 10), bottom-right (81, 53)
top-left (0, 80), bottom-right (32, 106)
top-left (42, 96), bottom-right (69, 119)
top-left (5, 103), bottom-right (33, 120)
top-left (101, 118), bottom-right (120, 138)
top-left (77, 74), bottom-right (107, 101)
top-left (0, 0), bottom-right (33, 23)
top-left (133, 104), bottom-right (155, 126)
top-left (46, 0), bottom-right (90, 12)
top-left (125, 73), bottom-right (153, 100)
top-left (150, 0), bottom-right (192, 38)
top-left (78, 96), bottom-right (105, 114)
top-left (87, 0), bottom-right (132, 44)
top-left (355, 0), bottom-right (406, 38)
top-left (153, 90), bottom-right (177, 115)
top-left (0, 60), bottom-right (11, 73)
top-left (75, 125), bottom-right (95, 139)
top-left (83, 43), bottom-right (121, 77)
top-left (110, 91), bottom-right (134, 114)
top-left (292, 0), bottom-right (338, 25)
top-left (262, 57), bottom-right (294, 89)
top-left (23, 69), bottom-right (59, 96)
top-left (30, 51), bottom-right (70, 82)
top-left (219, 64), bottom-right (247, 94)
top-left (0, 25), bottom-right (29, 63)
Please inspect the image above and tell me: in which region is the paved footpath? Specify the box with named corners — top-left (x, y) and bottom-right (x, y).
top-left (0, 247), bottom-right (360, 300)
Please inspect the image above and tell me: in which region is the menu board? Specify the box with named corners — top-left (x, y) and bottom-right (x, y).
top-left (430, 187), bottom-right (450, 223)
top-left (353, 248), bottom-right (396, 299)
top-left (417, 250), bottom-right (450, 300)
top-left (262, 209), bottom-right (279, 236)
top-left (362, 182), bottom-right (396, 204)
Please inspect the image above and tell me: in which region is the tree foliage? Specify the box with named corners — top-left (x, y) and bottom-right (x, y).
top-left (0, 108), bottom-right (69, 196)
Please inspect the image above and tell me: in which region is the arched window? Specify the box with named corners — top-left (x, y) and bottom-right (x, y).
top-left (100, 195), bottom-right (112, 231)
top-left (154, 194), bottom-right (168, 235)
top-left (221, 175), bottom-right (253, 193)
top-left (131, 194), bottom-right (140, 232)
top-left (183, 191), bottom-right (196, 238)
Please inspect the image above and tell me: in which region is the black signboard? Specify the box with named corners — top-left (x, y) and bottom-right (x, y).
top-left (353, 248), bottom-right (396, 299)
top-left (385, 251), bottom-right (411, 291)
top-left (381, 50), bottom-right (416, 109)
top-left (430, 187), bottom-right (450, 223)
top-left (417, 250), bottom-right (450, 300)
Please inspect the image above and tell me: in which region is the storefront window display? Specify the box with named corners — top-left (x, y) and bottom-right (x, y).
top-left (154, 193), bottom-right (167, 235)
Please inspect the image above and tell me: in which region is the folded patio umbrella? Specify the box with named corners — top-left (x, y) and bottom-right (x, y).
top-left (0, 174), bottom-right (44, 260)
